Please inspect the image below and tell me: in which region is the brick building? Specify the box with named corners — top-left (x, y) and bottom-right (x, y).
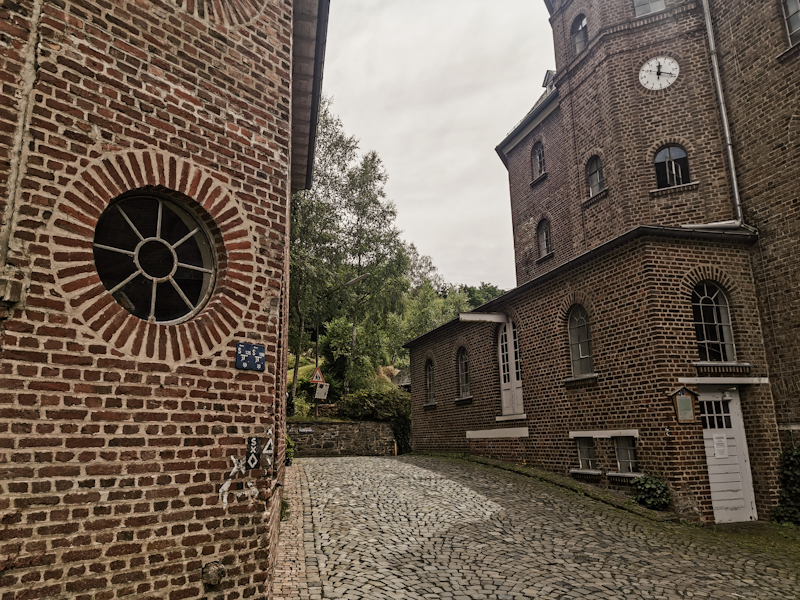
top-left (0, 0), bottom-right (328, 597)
top-left (407, 0), bottom-right (800, 524)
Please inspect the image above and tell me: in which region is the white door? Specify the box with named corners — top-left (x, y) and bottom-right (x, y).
top-left (498, 322), bottom-right (523, 415)
top-left (698, 386), bottom-right (757, 523)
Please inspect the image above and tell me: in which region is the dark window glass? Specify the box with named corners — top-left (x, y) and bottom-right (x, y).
top-left (787, 0), bottom-right (800, 45)
top-left (655, 145), bottom-right (690, 188)
top-left (692, 282), bottom-right (735, 362)
top-left (571, 15), bottom-right (588, 55)
top-left (93, 194), bottom-right (215, 324)
top-left (587, 155), bottom-right (604, 197)
top-left (532, 142), bottom-right (546, 180)
top-left (458, 349), bottom-right (470, 398)
top-left (425, 360), bottom-right (435, 403)
top-left (568, 305), bottom-right (593, 376)
top-left (537, 219), bottom-right (552, 256)
top-left (634, 0), bottom-right (666, 16)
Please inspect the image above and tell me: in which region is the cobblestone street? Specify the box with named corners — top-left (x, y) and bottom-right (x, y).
top-left (274, 456), bottom-right (799, 599)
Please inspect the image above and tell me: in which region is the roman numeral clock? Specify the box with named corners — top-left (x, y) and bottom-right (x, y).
top-left (639, 56), bottom-right (680, 90)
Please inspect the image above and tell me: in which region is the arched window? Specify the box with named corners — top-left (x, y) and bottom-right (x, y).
top-left (531, 142), bottom-right (545, 180)
top-left (498, 321), bottom-right (523, 415)
top-left (425, 360), bottom-right (435, 403)
top-left (568, 305), bottom-right (594, 376)
top-left (692, 282), bottom-right (736, 362)
top-left (457, 348), bottom-right (470, 398)
top-left (537, 219), bottom-right (552, 257)
top-left (785, 0), bottom-right (800, 46)
top-left (654, 145), bottom-right (690, 189)
top-left (571, 15), bottom-right (588, 55)
top-left (633, 0), bottom-right (665, 17)
top-left (586, 155), bottom-right (604, 197)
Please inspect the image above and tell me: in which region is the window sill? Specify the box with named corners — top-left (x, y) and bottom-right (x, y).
top-left (582, 187), bottom-right (608, 208)
top-left (607, 472), bottom-right (643, 480)
top-left (454, 396), bottom-right (473, 406)
top-left (570, 469), bottom-right (602, 476)
top-left (536, 251), bottom-right (554, 264)
top-left (563, 373), bottom-right (598, 388)
top-left (649, 181), bottom-right (699, 197)
top-left (693, 362), bottom-right (751, 376)
top-left (496, 413), bottom-right (526, 422)
top-left (530, 172), bottom-right (548, 187)
top-left (423, 402), bottom-right (437, 411)
top-left (777, 42), bottom-right (800, 63)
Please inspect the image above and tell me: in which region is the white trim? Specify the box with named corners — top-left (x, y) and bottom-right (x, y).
top-left (778, 424), bottom-right (800, 431)
top-left (460, 312), bottom-right (508, 323)
top-left (569, 429), bottom-right (639, 439)
top-left (496, 413), bottom-right (526, 422)
top-left (679, 377), bottom-right (769, 385)
top-left (607, 472), bottom-right (643, 479)
top-left (466, 427), bottom-right (529, 440)
top-left (570, 469), bottom-right (602, 476)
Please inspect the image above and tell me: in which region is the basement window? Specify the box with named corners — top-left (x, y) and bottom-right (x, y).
top-left (93, 192), bottom-right (216, 324)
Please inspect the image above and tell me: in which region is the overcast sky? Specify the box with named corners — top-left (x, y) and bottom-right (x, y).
top-left (323, 0), bottom-right (556, 291)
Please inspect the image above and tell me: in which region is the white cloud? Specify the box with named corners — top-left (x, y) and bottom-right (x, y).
top-left (324, 0), bottom-right (555, 290)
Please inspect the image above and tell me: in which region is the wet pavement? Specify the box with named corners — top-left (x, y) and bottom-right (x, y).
top-left (273, 456), bottom-right (799, 599)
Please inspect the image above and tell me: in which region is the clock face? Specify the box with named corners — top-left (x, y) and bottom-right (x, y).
top-left (639, 56), bottom-right (680, 90)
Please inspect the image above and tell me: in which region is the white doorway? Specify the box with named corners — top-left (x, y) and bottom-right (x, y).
top-left (698, 385), bottom-right (757, 523)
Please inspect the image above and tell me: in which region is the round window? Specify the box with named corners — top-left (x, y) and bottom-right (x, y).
top-left (93, 192), bottom-right (216, 324)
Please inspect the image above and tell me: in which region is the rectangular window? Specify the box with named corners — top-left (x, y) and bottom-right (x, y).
top-left (786, 0), bottom-right (800, 46)
top-left (613, 436), bottom-right (639, 473)
top-left (576, 438), bottom-right (596, 470)
top-left (633, 0), bottom-right (666, 17)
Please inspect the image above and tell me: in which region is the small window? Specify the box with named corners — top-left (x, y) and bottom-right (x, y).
top-left (587, 155), bottom-right (604, 197)
top-left (692, 282), bottom-right (736, 362)
top-left (457, 348), bottom-right (470, 398)
top-left (571, 15), bottom-right (588, 55)
top-left (93, 193), bottom-right (216, 324)
top-left (633, 0), bottom-right (666, 17)
top-left (568, 305), bottom-right (593, 376)
top-left (786, 0), bottom-right (800, 46)
top-left (654, 145), bottom-right (690, 189)
top-left (537, 219), bottom-right (552, 257)
top-left (531, 142), bottom-right (546, 180)
top-left (576, 438), bottom-right (596, 470)
top-left (425, 360), bottom-right (435, 403)
top-left (613, 437), bottom-right (639, 473)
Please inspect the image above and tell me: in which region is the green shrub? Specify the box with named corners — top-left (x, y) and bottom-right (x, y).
top-left (773, 445), bottom-right (800, 524)
top-left (280, 498), bottom-right (290, 521)
top-left (285, 434), bottom-right (295, 462)
top-left (391, 415), bottom-right (412, 454)
top-left (337, 383), bottom-right (410, 421)
top-left (632, 474), bottom-right (671, 511)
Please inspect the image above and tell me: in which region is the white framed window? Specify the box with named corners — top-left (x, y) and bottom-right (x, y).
top-left (531, 142), bottom-right (546, 180)
top-left (457, 348), bottom-right (470, 398)
top-left (587, 155), bottom-right (605, 197)
top-left (571, 15), bottom-right (588, 55)
top-left (576, 438), bottom-right (596, 470)
top-left (568, 305), bottom-right (594, 376)
top-left (613, 436), bottom-right (639, 473)
top-left (498, 321), bottom-right (523, 415)
top-left (425, 360), bottom-right (435, 403)
top-left (655, 145), bottom-right (690, 189)
top-left (633, 0), bottom-right (666, 17)
top-left (692, 282), bottom-right (736, 362)
top-left (537, 219), bottom-right (552, 257)
top-left (785, 0), bottom-right (800, 46)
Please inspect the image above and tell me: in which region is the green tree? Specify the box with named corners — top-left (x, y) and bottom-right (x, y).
top-left (459, 282), bottom-right (505, 310)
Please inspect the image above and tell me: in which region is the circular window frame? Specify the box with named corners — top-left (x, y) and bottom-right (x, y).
top-left (93, 189), bottom-right (219, 325)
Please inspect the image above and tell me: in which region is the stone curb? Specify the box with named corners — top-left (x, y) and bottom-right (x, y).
top-left (413, 452), bottom-right (680, 523)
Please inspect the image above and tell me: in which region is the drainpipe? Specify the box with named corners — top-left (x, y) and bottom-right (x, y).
top-left (683, 0), bottom-right (750, 231)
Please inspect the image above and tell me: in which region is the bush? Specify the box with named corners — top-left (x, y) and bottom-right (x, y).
top-left (632, 474), bottom-right (671, 511)
top-left (285, 434), bottom-right (295, 462)
top-left (773, 445), bottom-right (800, 525)
top-left (337, 383), bottom-right (410, 421)
top-left (391, 415), bottom-right (412, 454)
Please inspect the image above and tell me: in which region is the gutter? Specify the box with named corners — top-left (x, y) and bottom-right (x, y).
top-left (683, 0), bottom-right (750, 232)
top-left (403, 225), bottom-right (756, 349)
top-left (495, 88), bottom-right (558, 168)
top-left (304, 0), bottom-right (331, 190)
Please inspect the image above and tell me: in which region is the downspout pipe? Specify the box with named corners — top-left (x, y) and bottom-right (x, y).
top-left (683, 0), bottom-right (749, 231)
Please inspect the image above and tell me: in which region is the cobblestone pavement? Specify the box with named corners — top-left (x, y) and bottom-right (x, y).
top-left (275, 456), bottom-right (799, 599)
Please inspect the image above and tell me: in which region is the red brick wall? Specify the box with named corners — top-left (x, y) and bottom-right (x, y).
top-left (0, 0), bottom-right (293, 597)
top-left (410, 235), bottom-right (781, 522)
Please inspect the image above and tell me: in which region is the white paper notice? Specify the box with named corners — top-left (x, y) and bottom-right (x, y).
top-left (713, 434), bottom-right (729, 459)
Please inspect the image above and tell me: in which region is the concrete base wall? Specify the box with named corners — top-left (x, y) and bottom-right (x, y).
top-left (288, 421), bottom-right (395, 457)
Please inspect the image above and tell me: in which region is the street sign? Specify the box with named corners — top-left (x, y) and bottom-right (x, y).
top-left (315, 383), bottom-right (330, 400)
top-left (246, 437), bottom-right (261, 469)
top-left (310, 367), bottom-right (325, 384)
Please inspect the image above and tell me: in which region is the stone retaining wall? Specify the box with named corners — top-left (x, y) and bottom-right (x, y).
top-left (288, 421), bottom-right (395, 457)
